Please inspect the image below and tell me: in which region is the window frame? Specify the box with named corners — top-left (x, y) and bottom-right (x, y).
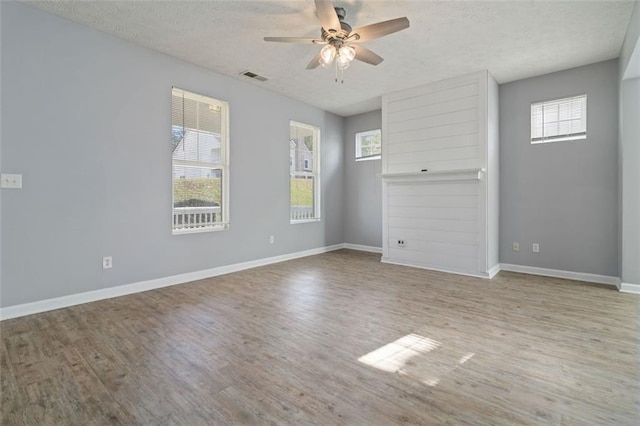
top-left (530, 94), bottom-right (587, 144)
top-left (355, 128), bottom-right (382, 161)
top-left (171, 87), bottom-right (230, 234)
top-left (289, 120), bottom-right (321, 224)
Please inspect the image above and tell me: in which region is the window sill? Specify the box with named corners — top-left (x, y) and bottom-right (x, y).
top-left (172, 224), bottom-right (229, 235)
top-left (290, 218), bottom-right (321, 225)
top-left (356, 155), bottom-right (381, 162)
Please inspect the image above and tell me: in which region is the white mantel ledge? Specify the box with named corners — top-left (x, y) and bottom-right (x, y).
top-left (381, 168), bottom-right (485, 183)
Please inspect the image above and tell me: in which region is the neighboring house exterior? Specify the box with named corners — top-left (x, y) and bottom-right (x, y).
top-left (173, 129), bottom-right (221, 178)
top-left (289, 138), bottom-right (313, 174)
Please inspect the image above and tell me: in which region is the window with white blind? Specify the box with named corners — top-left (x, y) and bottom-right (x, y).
top-left (531, 94), bottom-right (587, 144)
top-left (289, 121), bottom-right (320, 222)
top-left (171, 87), bottom-right (229, 234)
top-left (355, 129), bottom-right (382, 160)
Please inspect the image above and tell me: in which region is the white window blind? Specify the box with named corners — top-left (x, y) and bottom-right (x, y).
top-left (289, 121), bottom-right (320, 222)
top-left (355, 129), bottom-right (382, 160)
top-left (531, 94), bottom-right (587, 144)
top-left (171, 87), bottom-right (229, 234)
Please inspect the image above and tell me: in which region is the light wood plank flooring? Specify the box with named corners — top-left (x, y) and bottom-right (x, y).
top-left (1, 249), bottom-right (638, 425)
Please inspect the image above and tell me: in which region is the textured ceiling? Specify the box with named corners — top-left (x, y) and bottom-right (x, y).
top-left (26, 0), bottom-right (635, 117)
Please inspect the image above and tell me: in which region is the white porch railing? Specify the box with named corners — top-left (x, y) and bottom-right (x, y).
top-left (290, 206), bottom-right (314, 221)
top-left (173, 206), bottom-right (221, 231)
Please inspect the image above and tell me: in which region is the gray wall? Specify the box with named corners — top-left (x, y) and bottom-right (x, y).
top-left (343, 110), bottom-right (382, 248)
top-left (500, 60), bottom-right (619, 276)
top-left (0, 2), bottom-right (344, 307)
top-left (619, 0), bottom-right (640, 285)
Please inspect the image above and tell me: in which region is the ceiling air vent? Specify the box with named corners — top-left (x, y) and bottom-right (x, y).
top-left (239, 70), bottom-right (268, 82)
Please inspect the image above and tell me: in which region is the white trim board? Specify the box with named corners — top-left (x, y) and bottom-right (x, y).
top-left (381, 257), bottom-right (494, 279)
top-left (499, 263), bottom-right (619, 287)
top-left (619, 282), bottom-right (640, 294)
top-left (343, 243), bottom-right (383, 254)
top-left (0, 244), bottom-right (345, 321)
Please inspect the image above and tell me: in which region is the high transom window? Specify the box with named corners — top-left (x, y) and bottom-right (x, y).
top-left (531, 94), bottom-right (587, 144)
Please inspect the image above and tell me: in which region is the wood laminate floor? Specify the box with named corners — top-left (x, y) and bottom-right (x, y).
top-left (1, 250), bottom-right (638, 425)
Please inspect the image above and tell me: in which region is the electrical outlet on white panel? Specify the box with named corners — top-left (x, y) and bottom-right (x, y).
top-left (1, 174), bottom-right (22, 189)
top-left (269, 235), bottom-right (275, 244)
top-left (103, 256), bottom-right (113, 269)
top-left (397, 240), bottom-right (406, 247)
top-left (532, 243), bottom-right (540, 253)
top-left (512, 242), bottom-right (519, 252)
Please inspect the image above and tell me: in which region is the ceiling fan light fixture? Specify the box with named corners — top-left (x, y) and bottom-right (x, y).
top-left (337, 53), bottom-right (351, 69)
top-left (339, 45), bottom-right (356, 62)
top-left (320, 44), bottom-right (337, 64)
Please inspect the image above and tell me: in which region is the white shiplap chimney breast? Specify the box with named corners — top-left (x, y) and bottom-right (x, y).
top-left (381, 71), bottom-right (499, 278)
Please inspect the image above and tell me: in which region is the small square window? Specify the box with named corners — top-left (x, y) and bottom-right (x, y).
top-left (531, 95), bottom-right (586, 144)
top-left (355, 129), bottom-right (381, 160)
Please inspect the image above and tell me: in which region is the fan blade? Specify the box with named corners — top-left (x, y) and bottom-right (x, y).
top-left (315, 0), bottom-right (340, 32)
top-left (354, 45), bottom-right (384, 66)
top-left (350, 17), bottom-right (409, 42)
top-left (306, 51), bottom-right (322, 70)
top-left (264, 37), bottom-right (324, 44)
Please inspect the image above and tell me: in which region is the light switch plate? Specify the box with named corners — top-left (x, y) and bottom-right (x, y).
top-left (1, 174), bottom-right (22, 189)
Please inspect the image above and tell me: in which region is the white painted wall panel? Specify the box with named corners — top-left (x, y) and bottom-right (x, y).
top-left (388, 206), bottom-right (478, 221)
top-left (388, 146), bottom-right (479, 165)
top-left (388, 96), bottom-right (479, 122)
top-left (389, 229), bottom-right (478, 246)
top-left (391, 241), bottom-right (478, 258)
top-left (386, 248), bottom-right (478, 271)
top-left (390, 121), bottom-right (478, 144)
top-left (388, 217), bottom-right (478, 233)
top-left (388, 183), bottom-right (478, 197)
top-left (387, 82), bottom-right (479, 113)
top-left (386, 133), bottom-right (478, 155)
top-left (382, 71), bottom-right (498, 278)
top-left (388, 195), bottom-right (478, 208)
top-left (387, 109), bottom-right (478, 134)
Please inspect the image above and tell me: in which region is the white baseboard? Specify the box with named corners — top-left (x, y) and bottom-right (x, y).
top-left (381, 257), bottom-right (493, 279)
top-left (342, 243), bottom-right (383, 254)
top-left (487, 264), bottom-right (501, 279)
top-left (499, 263), bottom-right (619, 287)
top-left (0, 243), bottom-right (345, 321)
top-left (619, 282), bottom-right (640, 294)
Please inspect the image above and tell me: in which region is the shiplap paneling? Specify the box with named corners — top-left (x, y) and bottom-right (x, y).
top-left (386, 133), bottom-right (479, 155)
top-left (387, 82), bottom-right (479, 114)
top-left (388, 228), bottom-right (478, 246)
top-left (390, 121), bottom-right (478, 145)
top-left (387, 96), bottom-right (479, 123)
top-left (382, 71), bottom-right (499, 278)
top-left (387, 109), bottom-right (478, 134)
top-left (388, 206), bottom-right (478, 221)
top-left (386, 248), bottom-right (479, 271)
top-left (387, 146), bottom-right (479, 165)
top-left (388, 194), bottom-right (478, 208)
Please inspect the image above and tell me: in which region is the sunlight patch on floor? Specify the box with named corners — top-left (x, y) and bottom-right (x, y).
top-left (358, 333), bottom-right (476, 387)
top-left (358, 333), bottom-right (441, 373)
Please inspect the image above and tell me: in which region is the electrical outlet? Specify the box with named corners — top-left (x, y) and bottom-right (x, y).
top-left (532, 243), bottom-right (540, 253)
top-left (102, 256), bottom-right (113, 269)
top-left (269, 235), bottom-right (275, 244)
top-left (512, 242), bottom-right (519, 252)
top-left (1, 173), bottom-right (22, 189)
top-left (397, 239), bottom-right (406, 247)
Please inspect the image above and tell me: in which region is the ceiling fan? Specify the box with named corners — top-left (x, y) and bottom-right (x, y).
top-left (264, 0), bottom-right (410, 82)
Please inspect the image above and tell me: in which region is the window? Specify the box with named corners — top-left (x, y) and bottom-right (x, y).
top-left (355, 129), bottom-right (382, 160)
top-left (171, 87), bottom-right (229, 233)
top-left (290, 121), bottom-right (320, 222)
top-left (531, 94), bottom-right (586, 144)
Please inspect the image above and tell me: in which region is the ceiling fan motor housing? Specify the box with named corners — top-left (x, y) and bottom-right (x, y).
top-left (321, 7), bottom-right (352, 43)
